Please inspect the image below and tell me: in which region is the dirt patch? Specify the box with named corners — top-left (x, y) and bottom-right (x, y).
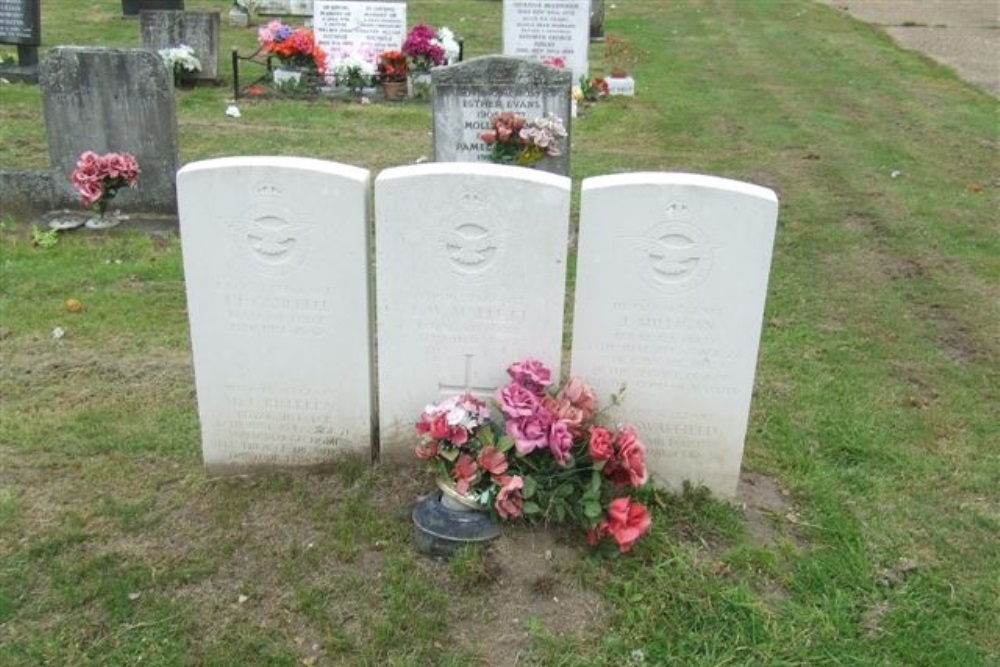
top-left (737, 471), bottom-right (802, 549)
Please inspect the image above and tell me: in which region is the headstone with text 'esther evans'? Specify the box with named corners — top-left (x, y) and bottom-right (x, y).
top-left (40, 47), bottom-right (178, 213)
top-left (177, 157), bottom-right (375, 475)
top-left (570, 173), bottom-right (779, 500)
top-left (503, 0), bottom-right (590, 82)
top-left (140, 10), bottom-right (220, 80)
top-left (312, 0), bottom-right (406, 62)
top-left (374, 163), bottom-right (571, 461)
top-left (432, 56), bottom-right (572, 177)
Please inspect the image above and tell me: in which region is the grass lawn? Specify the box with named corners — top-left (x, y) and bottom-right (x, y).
top-left (1, 1), bottom-right (998, 665)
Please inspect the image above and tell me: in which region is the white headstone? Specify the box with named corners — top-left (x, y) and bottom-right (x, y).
top-left (313, 0), bottom-right (406, 63)
top-left (177, 156), bottom-right (374, 474)
top-left (256, 0), bottom-right (314, 16)
top-left (503, 0), bottom-right (590, 82)
top-left (570, 173), bottom-right (779, 499)
top-left (432, 56), bottom-right (573, 177)
top-left (375, 163), bottom-right (572, 461)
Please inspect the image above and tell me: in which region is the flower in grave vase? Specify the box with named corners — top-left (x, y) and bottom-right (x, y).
top-left (330, 49), bottom-right (377, 96)
top-left (480, 111), bottom-right (567, 167)
top-left (258, 20), bottom-right (327, 78)
top-left (158, 44), bottom-right (202, 88)
top-left (70, 151), bottom-right (140, 229)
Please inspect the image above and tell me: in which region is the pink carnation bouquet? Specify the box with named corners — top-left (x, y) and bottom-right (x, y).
top-left (415, 357), bottom-right (653, 554)
top-left (70, 151), bottom-right (140, 218)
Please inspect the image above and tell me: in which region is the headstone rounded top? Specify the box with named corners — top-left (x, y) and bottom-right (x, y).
top-left (432, 55), bottom-right (574, 87)
top-left (40, 47), bottom-right (170, 94)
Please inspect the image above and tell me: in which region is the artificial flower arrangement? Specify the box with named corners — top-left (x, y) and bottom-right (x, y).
top-left (480, 111), bottom-right (568, 167)
top-left (70, 151), bottom-right (140, 219)
top-left (415, 358), bottom-right (653, 554)
top-left (576, 76), bottom-right (610, 103)
top-left (402, 23), bottom-right (460, 71)
top-left (157, 44), bottom-right (201, 85)
top-left (328, 46), bottom-right (378, 93)
top-left (258, 20), bottom-right (327, 75)
top-left (377, 49), bottom-right (408, 82)
top-left (605, 34), bottom-right (639, 78)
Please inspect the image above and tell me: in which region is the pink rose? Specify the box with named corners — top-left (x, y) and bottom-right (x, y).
top-left (506, 358), bottom-right (553, 395)
top-left (477, 446), bottom-right (508, 476)
top-left (607, 426), bottom-right (648, 488)
top-left (588, 425), bottom-right (615, 462)
top-left (541, 395), bottom-right (586, 436)
top-left (506, 411), bottom-right (552, 455)
top-left (497, 382), bottom-right (539, 419)
top-left (414, 440), bottom-right (438, 461)
top-left (547, 420), bottom-right (573, 467)
top-left (605, 498), bottom-right (652, 553)
top-left (494, 475), bottom-right (524, 519)
top-left (557, 377), bottom-right (598, 419)
top-left (451, 453), bottom-right (478, 495)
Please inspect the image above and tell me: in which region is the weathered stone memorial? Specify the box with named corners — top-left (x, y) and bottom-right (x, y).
top-left (313, 0), bottom-right (406, 61)
top-left (177, 157), bottom-right (374, 474)
top-left (503, 0), bottom-right (590, 82)
top-left (140, 10), bottom-right (220, 80)
top-left (570, 173), bottom-right (779, 499)
top-left (0, 0), bottom-right (40, 83)
top-left (122, 0), bottom-right (184, 17)
top-left (375, 163), bottom-right (571, 460)
top-left (40, 47), bottom-right (178, 213)
top-left (432, 56), bottom-right (573, 177)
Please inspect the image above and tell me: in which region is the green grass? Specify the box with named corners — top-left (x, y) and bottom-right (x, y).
top-left (1, 0), bottom-right (998, 665)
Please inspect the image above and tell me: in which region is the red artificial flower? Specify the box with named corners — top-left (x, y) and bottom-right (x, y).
top-left (451, 453), bottom-right (478, 494)
top-left (605, 497), bottom-right (651, 553)
top-left (494, 475), bottom-right (524, 520)
top-left (477, 446), bottom-right (508, 476)
top-left (588, 425), bottom-right (615, 461)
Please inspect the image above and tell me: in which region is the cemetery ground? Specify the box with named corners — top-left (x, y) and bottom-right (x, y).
top-left (0, 0), bottom-right (997, 665)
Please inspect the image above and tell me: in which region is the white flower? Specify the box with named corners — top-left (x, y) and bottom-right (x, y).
top-left (436, 26), bottom-right (461, 64)
top-left (225, 104), bottom-right (241, 118)
top-left (158, 44), bottom-right (201, 74)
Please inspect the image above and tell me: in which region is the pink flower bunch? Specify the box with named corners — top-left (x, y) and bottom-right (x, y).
top-left (415, 357), bottom-right (653, 554)
top-left (402, 23), bottom-right (446, 70)
top-left (541, 55), bottom-right (566, 68)
top-left (70, 151), bottom-right (140, 212)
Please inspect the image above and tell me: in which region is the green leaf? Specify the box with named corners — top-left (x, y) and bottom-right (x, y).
top-left (521, 475), bottom-right (537, 499)
top-left (523, 501), bottom-right (541, 515)
top-left (439, 448), bottom-right (459, 462)
top-left (553, 501), bottom-right (566, 522)
top-left (583, 500), bottom-right (603, 519)
top-left (497, 435), bottom-right (514, 453)
top-left (480, 428), bottom-right (495, 447)
top-left (556, 483), bottom-right (574, 498)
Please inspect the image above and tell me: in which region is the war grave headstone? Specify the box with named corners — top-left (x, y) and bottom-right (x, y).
top-left (432, 56), bottom-right (573, 177)
top-left (503, 0), bottom-right (590, 82)
top-left (312, 0), bottom-right (406, 65)
top-left (177, 157), bottom-right (374, 474)
top-left (570, 173), bottom-right (779, 499)
top-left (140, 10), bottom-right (220, 81)
top-left (0, 0), bottom-right (40, 83)
top-left (375, 163), bottom-right (571, 461)
top-left (122, 0), bottom-right (184, 18)
top-left (40, 47), bottom-right (178, 213)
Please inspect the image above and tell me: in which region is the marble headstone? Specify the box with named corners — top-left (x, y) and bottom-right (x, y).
top-left (313, 0), bottom-right (406, 61)
top-left (177, 157), bottom-right (374, 474)
top-left (570, 173), bottom-right (779, 499)
top-left (40, 47), bottom-right (178, 213)
top-left (375, 163), bottom-right (571, 461)
top-left (432, 56), bottom-right (572, 177)
top-left (503, 0), bottom-right (590, 82)
top-left (140, 10), bottom-right (220, 80)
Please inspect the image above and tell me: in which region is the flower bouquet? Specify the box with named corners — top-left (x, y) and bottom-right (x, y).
top-left (402, 23), bottom-right (460, 71)
top-left (329, 47), bottom-right (377, 95)
top-left (415, 358), bottom-right (653, 555)
top-left (377, 49), bottom-right (409, 101)
top-left (480, 112), bottom-right (568, 168)
top-left (70, 151), bottom-right (140, 229)
top-left (258, 20), bottom-right (327, 77)
top-left (158, 44), bottom-right (201, 87)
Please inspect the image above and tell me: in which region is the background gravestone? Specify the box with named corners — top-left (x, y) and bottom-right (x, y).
top-left (140, 10), bottom-right (220, 80)
top-left (375, 163), bottom-right (571, 461)
top-left (503, 0), bottom-right (590, 82)
top-left (177, 157), bottom-right (374, 474)
top-left (122, 0), bottom-right (184, 17)
top-left (40, 47), bottom-right (178, 214)
top-left (432, 56), bottom-right (573, 177)
top-left (256, 0), bottom-right (314, 16)
top-left (590, 0), bottom-right (605, 42)
top-left (0, 0), bottom-right (41, 83)
top-left (313, 0), bottom-right (406, 61)
top-left (570, 173), bottom-right (779, 500)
